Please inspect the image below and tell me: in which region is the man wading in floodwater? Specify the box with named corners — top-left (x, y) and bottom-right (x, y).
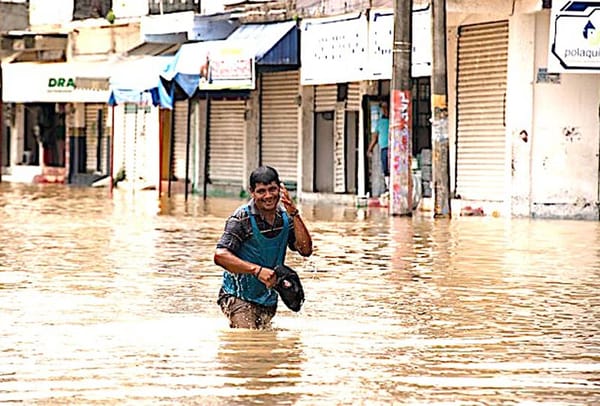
top-left (214, 166), bottom-right (313, 329)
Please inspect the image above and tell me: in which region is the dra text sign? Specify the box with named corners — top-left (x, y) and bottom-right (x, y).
top-left (549, 1), bottom-right (600, 73)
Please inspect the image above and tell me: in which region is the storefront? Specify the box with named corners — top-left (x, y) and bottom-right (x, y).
top-left (455, 21), bottom-right (509, 202)
top-left (108, 55), bottom-right (173, 192)
top-left (1, 60), bottom-right (113, 184)
top-left (162, 20), bottom-right (300, 195)
top-left (300, 7), bottom-right (432, 201)
top-left (225, 21), bottom-right (300, 185)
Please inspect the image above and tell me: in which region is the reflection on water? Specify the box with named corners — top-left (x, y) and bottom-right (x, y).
top-left (1, 183), bottom-right (599, 404)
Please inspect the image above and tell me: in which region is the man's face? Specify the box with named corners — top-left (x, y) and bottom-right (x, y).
top-left (381, 103), bottom-right (388, 116)
top-left (251, 181), bottom-right (280, 212)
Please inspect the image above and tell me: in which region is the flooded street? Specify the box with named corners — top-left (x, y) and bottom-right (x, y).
top-left (1, 183), bottom-right (599, 405)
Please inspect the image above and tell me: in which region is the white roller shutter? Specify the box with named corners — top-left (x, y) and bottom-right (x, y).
top-left (334, 104), bottom-right (345, 193)
top-left (315, 84), bottom-right (337, 112)
top-left (115, 104), bottom-right (152, 185)
top-left (456, 21), bottom-right (508, 201)
top-left (346, 82), bottom-right (361, 111)
top-left (208, 99), bottom-right (245, 185)
top-left (121, 104), bottom-right (137, 182)
top-left (173, 100), bottom-right (189, 181)
top-left (261, 71), bottom-right (299, 182)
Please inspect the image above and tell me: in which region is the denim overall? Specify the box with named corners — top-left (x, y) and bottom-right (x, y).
top-left (221, 205), bottom-right (290, 307)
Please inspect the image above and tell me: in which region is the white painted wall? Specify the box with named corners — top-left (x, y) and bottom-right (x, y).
top-left (531, 10), bottom-right (600, 211)
top-left (446, 1), bottom-right (600, 218)
top-left (29, 0), bottom-right (73, 26)
top-left (506, 12), bottom-right (536, 216)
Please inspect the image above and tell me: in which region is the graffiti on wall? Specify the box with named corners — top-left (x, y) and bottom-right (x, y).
top-left (389, 89), bottom-right (412, 214)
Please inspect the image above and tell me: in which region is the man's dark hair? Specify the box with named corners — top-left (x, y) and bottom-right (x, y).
top-left (249, 166), bottom-right (280, 191)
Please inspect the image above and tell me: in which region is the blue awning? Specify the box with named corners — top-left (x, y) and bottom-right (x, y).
top-left (226, 20), bottom-right (298, 65)
top-left (108, 55), bottom-right (173, 108)
top-left (161, 20), bottom-right (298, 98)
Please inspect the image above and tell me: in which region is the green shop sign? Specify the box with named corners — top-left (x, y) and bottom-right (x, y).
top-left (48, 77), bottom-right (76, 89)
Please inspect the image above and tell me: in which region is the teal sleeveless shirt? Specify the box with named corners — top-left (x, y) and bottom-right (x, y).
top-left (221, 205), bottom-right (290, 307)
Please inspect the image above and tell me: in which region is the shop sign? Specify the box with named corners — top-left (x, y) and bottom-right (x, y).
top-left (2, 62), bottom-right (111, 103)
top-left (168, 40), bottom-right (255, 90)
top-left (549, 0), bottom-right (600, 73)
top-left (203, 44), bottom-right (254, 90)
top-left (300, 8), bottom-right (432, 85)
top-left (300, 13), bottom-right (369, 85)
top-left (48, 77), bottom-right (76, 91)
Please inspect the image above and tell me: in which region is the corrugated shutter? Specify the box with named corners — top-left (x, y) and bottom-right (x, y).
top-left (173, 100), bottom-right (189, 181)
top-left (346, 82), bottom-right (361, 111)
top-left (315, 84), bottom-right (337, 112)
top-left (261, 71), bottom-right (299, 182)
top-left (85, 103), bottom-right (108, 174)
top-left (120, 104), bottom-right (137, 181)
top-left (114, 104), bottom-right (154, 185)
top-left (208, 99), bottom-right (245, 184)
top-left (334, 104), bottom-right (345, 193)
top-left (133, 107), bottom-right (152, 184)
top-left (456, 21), bottom-right (508, 201)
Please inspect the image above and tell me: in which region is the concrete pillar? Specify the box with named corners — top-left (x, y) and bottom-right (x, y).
top-left (506, 13), bottom-right (535, 217)
top-left (192, 98), bottom-right (208, 193)
top-left (300, 85), bottom-right (314, 195)
top-left (244, 79), bottom-right (260, 192)
top-left (11, 104), bottom-right (24, 166)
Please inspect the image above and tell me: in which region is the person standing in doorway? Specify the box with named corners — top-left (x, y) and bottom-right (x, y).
top-left (367, 101), bottom-right (390, 192)
top-left (214, 166), bottom-right (313, 329)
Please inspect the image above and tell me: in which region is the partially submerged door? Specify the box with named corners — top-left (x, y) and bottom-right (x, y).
top-left (314, 111), bottom-right (334, 193)
top-left (345, 111), bottom-right (358, 193)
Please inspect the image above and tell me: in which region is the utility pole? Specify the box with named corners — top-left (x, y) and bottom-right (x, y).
top-left (431, 0), bottom-right (451, 217)
top-left (389, 0), bottom-right (413, 215)
top-left (0, 98), bottom-right (3, 183)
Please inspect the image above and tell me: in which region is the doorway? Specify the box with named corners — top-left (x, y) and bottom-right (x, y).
top-left (314, 111), bottom-right (334, 193)
top-left (345, 111), bottom-right (358, 193)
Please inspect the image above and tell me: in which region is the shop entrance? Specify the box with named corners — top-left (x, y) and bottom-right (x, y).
top-left (24, 103), bottom-right (65, 167)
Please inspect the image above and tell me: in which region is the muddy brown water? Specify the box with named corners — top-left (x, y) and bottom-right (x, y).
top-left (1, 183), bottom-right (599, 404)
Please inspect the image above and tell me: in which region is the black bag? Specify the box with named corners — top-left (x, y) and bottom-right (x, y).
top-left (273, 264), bottom-right (305, 312)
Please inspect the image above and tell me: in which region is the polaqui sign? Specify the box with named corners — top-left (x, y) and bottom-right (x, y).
top-left (549, 1), bottom-right (600, 72)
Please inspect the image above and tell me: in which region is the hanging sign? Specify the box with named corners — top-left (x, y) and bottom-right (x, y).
top-left (549, 0), bottom-right (600, 72)
top-left (166, 40), bottom-right (255, 90)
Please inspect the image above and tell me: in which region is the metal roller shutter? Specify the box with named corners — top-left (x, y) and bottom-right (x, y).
top-left (346, 82), bottom-right (361, 111)
top-left (133, 107), bottom-right (152, 184)
top-left (208, 99), bottom-right (245, 185)
top-left (260, 71), bottom-right (299, 182)
top-left (118, 104), bottom-right (152, 185)
top-left (173, 100), bottom-right (189, 180)
top-left (456, 21), bottom-right (508, 201)
top-left (334, 104), bottom-right (345, 193)
top-left (85, 103), bottom-right (108, 174)
top-left (315, 84), bottom-right (337, 112)
top-left (111, 105), bottom-right (126, 177)
top-left (120, 104), bottom-right (137, 182)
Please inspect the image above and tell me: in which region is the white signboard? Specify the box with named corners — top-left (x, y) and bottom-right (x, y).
top-left (549, 0), bottom-right (600, 73)
top-left (301, 8), bottom-right (432, 85)
top-left (1, 61), bottom-right (111, 103)
top-left (166, 40), bottom-right (256, 90)
top-left (300, 13), bottom-right (369, 85)
top-left (368, 10), bottom-right (393, 79)
top-left (369, 7), bottom-right (432, 79)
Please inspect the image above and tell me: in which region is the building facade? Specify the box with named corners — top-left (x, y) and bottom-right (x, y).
top-left (2, 0), bottom-right (599, 220)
